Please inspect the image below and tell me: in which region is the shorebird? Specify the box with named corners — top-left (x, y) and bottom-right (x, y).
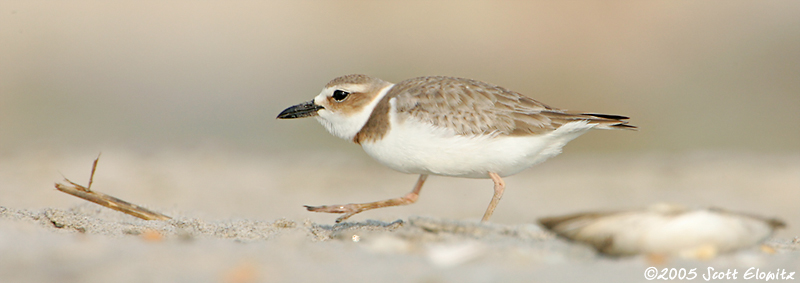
top-left (278, 74), bottom-right (635, 223)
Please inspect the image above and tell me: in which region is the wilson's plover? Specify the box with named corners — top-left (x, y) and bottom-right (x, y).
top-left (278, 74), bottom-right (636, 223)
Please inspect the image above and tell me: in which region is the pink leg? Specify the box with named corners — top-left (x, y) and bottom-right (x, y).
top-left (481, 172), bottom-right (506, 222)
top-left (306, 174), bottom-right (429, 223)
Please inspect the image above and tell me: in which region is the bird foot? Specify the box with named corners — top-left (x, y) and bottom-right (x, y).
top-left (304, 204), bottom-right (363, 223)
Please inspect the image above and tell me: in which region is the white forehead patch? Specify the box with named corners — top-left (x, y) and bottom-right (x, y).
top-left (328, 84), bottom-right (369, 95)
top-left (313, 85), bottom-right (365, 105)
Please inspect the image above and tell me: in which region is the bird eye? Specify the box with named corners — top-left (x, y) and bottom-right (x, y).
top-left (332, 90), bottom-right (350, 102)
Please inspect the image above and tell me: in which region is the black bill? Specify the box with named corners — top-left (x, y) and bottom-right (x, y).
top-left (277, 100), bottom-right (324, 119)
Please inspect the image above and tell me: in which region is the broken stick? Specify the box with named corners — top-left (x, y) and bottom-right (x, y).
top-left (55, 154), bottom-right (171, 221)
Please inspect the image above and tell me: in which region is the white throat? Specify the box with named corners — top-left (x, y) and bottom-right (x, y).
top-left (314, 84), bottom-right (395, 141)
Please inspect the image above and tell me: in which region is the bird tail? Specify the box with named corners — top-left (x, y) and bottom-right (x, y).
top-left (545, 112), bottom-right (637, 130)
top-left (582, 113), bottom-right (637, 130)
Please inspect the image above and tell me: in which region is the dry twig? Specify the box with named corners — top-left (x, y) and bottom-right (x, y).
top-left (54, 154), bottom-right (171, 221)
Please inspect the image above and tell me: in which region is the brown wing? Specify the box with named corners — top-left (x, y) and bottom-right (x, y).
top-left (388, 76), bottom-right (635, 137)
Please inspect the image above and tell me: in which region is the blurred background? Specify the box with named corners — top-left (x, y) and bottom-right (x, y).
top-left (1, 1), bottom-right (799, 231)
top-left (3, 0), bottom-right (798, 154)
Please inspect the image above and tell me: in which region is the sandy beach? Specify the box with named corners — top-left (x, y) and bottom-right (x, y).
top-left (1, 150), bottom-right (798, 283)
top-left (3, 1), bottom-right (799, 282)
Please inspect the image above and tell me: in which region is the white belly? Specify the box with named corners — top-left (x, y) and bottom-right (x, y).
top-left (360, 116), bottom-right (594, 178)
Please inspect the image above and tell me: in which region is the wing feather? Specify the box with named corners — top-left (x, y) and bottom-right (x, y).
top-left (387, 76), bottom-right (635, 137)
